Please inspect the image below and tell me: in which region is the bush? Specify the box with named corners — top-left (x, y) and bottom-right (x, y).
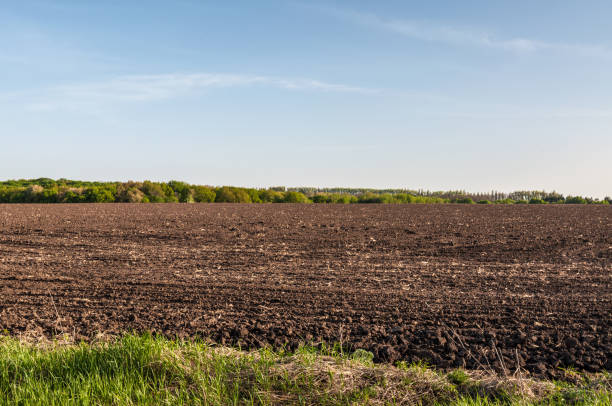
top-left (214, 187), bottom-right (235, 203)
top-left (215, 187), bottom-right (252, 203)
top-left (331, 194), bottom-right (357, 204)
top-left (192, 186), bottom-right (215, 203)
top-left (494, 198), bottom-right (515, 204)
top-left (116, 182), bottom-right (142, 202)
top-left (311, 194), bottom-right (331, 203)
top-left (411, 195), bottom-right (448, 204)
top-left (565, 196), bottom-right (587, 204)
top-left (477, 200), bottom-right (491, 204)
top-left (161, 184), bottom-right (178, 202)
top-left (454, 197), bottom-right (475, 204)
top-left (59, 188), bottom-right (85, 203)
top-left (41, 188), bottom-right (59, 203)
top-left (233, 189), bottom-right (252, 203)
top-left (168, 181), bottom-right (192, 202)
top-left (141, 181), bottom-right (166, 203)
top-left (358, 193), bottom-right (394, 204)
top-left (543, 194), bottom-right (565, 203)
top-left (24, 185), bottom-right (44, 203)
top-left (126, 188), bottom-right (147, 203)
top-left (83, 187), bottom-right (115, 203)
top-left (282, 191), bottom-right (310, 203)
top-left (393, 193), bottom-right (412, 203)
top-left (259, 189), bottom-right (284, 203)
top-left (529, 198), bottom-right (546, 204)
top-left (245, 189), bottom-right (262, 203)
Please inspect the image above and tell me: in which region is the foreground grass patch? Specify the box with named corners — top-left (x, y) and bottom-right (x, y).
top-left (0, 334), bottom-right (608, 405)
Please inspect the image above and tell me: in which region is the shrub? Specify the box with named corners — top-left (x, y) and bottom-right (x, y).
top-left (543, 194), bottom-right (565, 204)
top-left (168, 181), bottom-right (192, 202)
top-left (192, 186), bottom-right (215, 203)
top-left (529, 198), bottom-right (546, 204)
top-left (161, 184), bottom-right (178, 202)
top-left (83, 187), bottom-right (115, 203)
top-left (125, 188), bottom-right (146, 203)
top-left (259, 189), bottom-right (284, 203)
top-left (282, 191), bottom-right (310, 203)
top-left (331, 194), bottom-right (357, 204)
top-left (215, 187), bottom-right (252, 203)
top-left (215, 187), bottom-right (235, 203)
top-left (60, 189), bottom-right (84, 203)
top-left (412, 195), bottom-right (449, 204)
top-left (116, 182), bottom-right (142, 202)
top-left (494, 198), bottom-right (515, 204)
top-left (565, 196), bottom-right (587, 204)
top-left (477, 200), bottom-right (491, 204)
top-left (31, 178), bottom-right (57, 188)
top-left (311, 194), bottom-right (331, 203)
top-left (245, 189), bottom-right (262, 203)
top-left (24, 185), bottom-right (44, 203)
top-left (393, 193), bottom-right (412, 203)
top-left (141, 181), bottom-right (166, 203)
top-left (233, 189), bottom-right (252, 203)
top-left (454, 197), bottom-right (475, 204)
top-left (41, 187), bottom-right (59, 203)
top-left (358, 193), bottom-right (392, 203)
top-left (8, 189), bottom-right (27, 203)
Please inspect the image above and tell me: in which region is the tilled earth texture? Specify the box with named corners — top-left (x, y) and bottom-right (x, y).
top-left (0, 204), bottom-right (610, 377)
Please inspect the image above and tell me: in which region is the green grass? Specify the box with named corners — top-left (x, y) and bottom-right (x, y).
top-left (0, 334), bottom-right (608, 405)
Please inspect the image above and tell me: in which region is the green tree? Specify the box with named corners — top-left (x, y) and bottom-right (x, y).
top-left (453, 197), bottom-right (475, 204)
top-left (259, 189), bottom-right (284, 203)
top-left (169, 181), bottom-right (193, 202)
top-left (215, 187), bottom-right (236, 202)
top-left (233, 189), bottom-right (252, 203)
top-left (529, 198), bottom-right (546, 204)
top-left (141, 181), bottom-right (166, 203)
top-left (192, 186), bottom-right (216, 203)
top-left (245, 189), bottom-right (262, 203)
top-left (565, 196), bottom-right (587, 204)
top-left (83, 187), bottom-right (115, 203)
top-left (282, 191), bottom-right (310, 203)
top-left (311, 194), bottom-right (331, 203)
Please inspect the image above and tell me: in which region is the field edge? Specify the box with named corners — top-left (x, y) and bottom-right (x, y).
top-left (1, 333), bottom-right (610, 405)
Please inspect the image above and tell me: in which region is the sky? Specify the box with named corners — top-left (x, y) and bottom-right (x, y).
top-left (1, 1), bottom-right (611, 197)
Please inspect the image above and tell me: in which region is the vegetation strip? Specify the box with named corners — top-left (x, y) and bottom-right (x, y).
top-left (1, 178), bottom-right (609, 204)
top-left (1, 334), bottom-right (609, 405)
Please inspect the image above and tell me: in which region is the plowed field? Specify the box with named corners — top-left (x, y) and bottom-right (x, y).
top-left (0, 204), bottom-right (610, 377)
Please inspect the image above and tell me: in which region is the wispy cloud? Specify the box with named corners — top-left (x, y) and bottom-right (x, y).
top-left (313, 6), bottom-right (612, 58)
top-left (11, 73), bottom-right (375, 112)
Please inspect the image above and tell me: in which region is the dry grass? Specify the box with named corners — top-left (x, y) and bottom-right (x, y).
top-left (0, 333), bottom-right (608, 405)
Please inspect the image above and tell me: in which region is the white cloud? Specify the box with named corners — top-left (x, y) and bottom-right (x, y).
top-left (316, 6), bottom-right (612, 58)
top-left (9, 73), bottom-right (374, 112)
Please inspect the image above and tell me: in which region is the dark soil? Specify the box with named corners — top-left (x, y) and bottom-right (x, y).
top-left (0, 203), bottom-right (610, 377)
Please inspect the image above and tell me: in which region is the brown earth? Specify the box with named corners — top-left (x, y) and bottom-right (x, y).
top-left (0, 203), bottom-right (610, 377)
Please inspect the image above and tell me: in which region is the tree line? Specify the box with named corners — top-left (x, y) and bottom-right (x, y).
top-left (0, 179), bottom-right (609, 205)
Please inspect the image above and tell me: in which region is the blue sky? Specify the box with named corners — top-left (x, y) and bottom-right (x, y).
top-left (1, 1), bottom-right (610, 197)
